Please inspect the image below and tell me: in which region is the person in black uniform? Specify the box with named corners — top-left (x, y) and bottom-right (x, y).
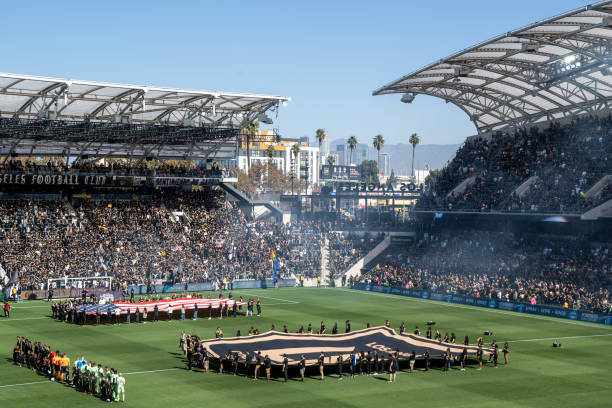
top-left (154, 304), bottom-right (159, 322)
top-left (336, 353), bottom-right (343, 380)
top-left (503, 342), bottom-right (509, 365)
top-left (245, 349), bottom-right (252, 377)
top-left (283, 325), bottom-right (288, 333)
top-left (264, 355), bottom-right (271, 381)
top-left (256, 298), bottom-right (262, 317)
top-left (332, 322), bottom-right (338, 334)
top-left (187, 346), bottom-right (194, 371)
top-left (373, 350), bottom-right (379, 375)
top-left (282, 354), bottom-right (289, 383)
top-left (345, 320), bottom-right (351, 333)
top-left (254, 351), bottom-right (262, 380)
top-left (96, 308), bottom-right (101, 325)
top-left (349, 351), bottom-right (355, 378)
top-left (399, 322), bottom-right (405, 334)
top-left (233, 352), bottom-right (239, 376)
top-left (424, 349), bottom-right (430, 371)
top-left (492, 341), bottom-right (499, 367)
top-left (414, 326), bottom-right (420, 336)
top-left (318, 352), bottom-right (325, 380)
top-left (299, 354), bottom-right (306, 381)
top-left (426, 327), bottom-right (432, 339)
top-left (320, 321), bottom-right (326, 334)
top-left (358, 351), bottom-right (364, 376)
top-left (477, 345), bottom-right (483, 370)
top-left (460, 347), bottom-right (467, 371)
top-left (366, 351), bottom-right (372, 375)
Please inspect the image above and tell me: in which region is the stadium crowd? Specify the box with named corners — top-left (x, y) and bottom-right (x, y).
top-left (327, 232), bottom-right (385, 278)
top-left (0, 191), bottom-right (384, 292)
top-left (362, 232), bottom-right (611, 314)
top-left (419, 116), bottom-right (612, 213)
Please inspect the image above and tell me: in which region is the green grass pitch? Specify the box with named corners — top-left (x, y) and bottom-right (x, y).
top-left (1, 287), bottom-right (611, 408)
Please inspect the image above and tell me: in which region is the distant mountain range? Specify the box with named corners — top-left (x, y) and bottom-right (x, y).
top-left (328, 138), bottom-right (460, 174)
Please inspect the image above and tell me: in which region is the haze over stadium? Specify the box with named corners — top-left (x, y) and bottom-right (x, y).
top-left (1, 1), bottom-right (611, 408)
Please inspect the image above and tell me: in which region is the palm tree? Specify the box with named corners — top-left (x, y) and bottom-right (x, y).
top-left (290, 143), bottom-right (301, 194)
top-left (243, 120), bottom-right (259, 171)
top-left (265, 144), bottom-right (275, 188)
top-left (372, 134), bottom-right (385, 174)
top-left (409, 132), bottom-right (420, 178)
top-left (347, 135), bottom-right (358, 165)
top-left (315, 128), bottom-right (326, 150)
top-left (327, 155), bottom-right (336, 165)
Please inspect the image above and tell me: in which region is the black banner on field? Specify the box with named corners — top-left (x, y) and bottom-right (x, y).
top-left (201, 326), bottom-right (489, 365)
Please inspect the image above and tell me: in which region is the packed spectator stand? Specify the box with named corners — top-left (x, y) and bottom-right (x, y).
top-left (418, 116), bottom-right (612, 213)
top-left (361, 231), bottom-right (611, 314)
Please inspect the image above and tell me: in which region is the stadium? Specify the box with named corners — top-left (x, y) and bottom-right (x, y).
top-left (1, 2), bottom-right (611, 408)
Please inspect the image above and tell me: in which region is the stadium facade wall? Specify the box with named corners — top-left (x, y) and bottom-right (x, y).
top-left (353, 283), bottom-right (612, 325)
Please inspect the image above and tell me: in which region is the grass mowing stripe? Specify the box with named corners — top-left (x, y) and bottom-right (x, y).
top-left (330, 287), bottom-right (612, 330)
top-left (508, 333), bottom-right (612, 343)
top-left (0, 317), bottom-right (48, 322)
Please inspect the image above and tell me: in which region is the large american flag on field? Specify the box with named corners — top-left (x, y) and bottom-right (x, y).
top-left (76, 304), bottom-right (122, 315)
top-left (78, 297), bottom-right (244, 315)
top-left (106, 297), bottom-right (245, 315)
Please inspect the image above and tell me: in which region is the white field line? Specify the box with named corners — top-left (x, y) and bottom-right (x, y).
top-left (0, 368), bottom-right (180, 389)
top-left (330, 288), bottom-right (612, 330)
top-left (0, 380), bottom-right (50, 388)
top-left (231, 292), bottom-right (299, 304)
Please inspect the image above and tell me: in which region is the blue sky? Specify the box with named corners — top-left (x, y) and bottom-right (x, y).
top-left (2, 0), bottom-right (591, 145)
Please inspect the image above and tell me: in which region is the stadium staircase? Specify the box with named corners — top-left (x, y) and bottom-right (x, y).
top-left (220, 182), bottom-right (284, 220)
top-left (581, 197), bottom-right (612, 220)
top-left (511, 175), bottom-right (539, 198)
top-left (334, 233), bottom-right (394, 286)
top-left (446, 176), bottom-right (476, 198)
top-left (584, 175), bottom-right (611, 199)
top-left (321, 236), bottom-right (330, 286)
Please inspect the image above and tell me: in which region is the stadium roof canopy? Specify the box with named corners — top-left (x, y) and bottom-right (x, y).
top-left (373, 1), bottom-right (612, 134)
top-left (0, 73), bottom-right (290, 160)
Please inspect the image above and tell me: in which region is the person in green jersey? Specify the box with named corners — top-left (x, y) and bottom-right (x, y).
top-left (95, 363), bottom-right (102, 395)
top-left (117, 373), bottom-right (126, 402)
top-left (111, 368), bottom-right (119, 401)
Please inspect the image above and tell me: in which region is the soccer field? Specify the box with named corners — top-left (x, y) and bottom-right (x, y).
top-left (1, 287), bottom-right (611, 408)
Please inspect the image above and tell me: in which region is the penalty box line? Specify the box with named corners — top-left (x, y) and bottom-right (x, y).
top-left (329, 287), bottom-right (612, 331)
top-left (230, 292), bottom-right (300, 305)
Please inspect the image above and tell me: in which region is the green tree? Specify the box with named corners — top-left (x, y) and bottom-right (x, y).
top-left (409, 132), bottom-right (420, 177)
top-left (358, 160), bottom-right (379, 184)
top-left (243, 120), bottom-right (259, 171)
top-left (372, 134), bottom-right (385, 175)
top-left (327, 155), bottom-right (336, 165)
top-left (347, 135), bottom-right (358, 165)
top-left (385, 169), bottom-right (398, 188)
top-left (265, 144), bottom-right (276, 189)
top-left (315, 128), bottom-right (326, 150)
top-left (290, 143), bottom-right (301, 194)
